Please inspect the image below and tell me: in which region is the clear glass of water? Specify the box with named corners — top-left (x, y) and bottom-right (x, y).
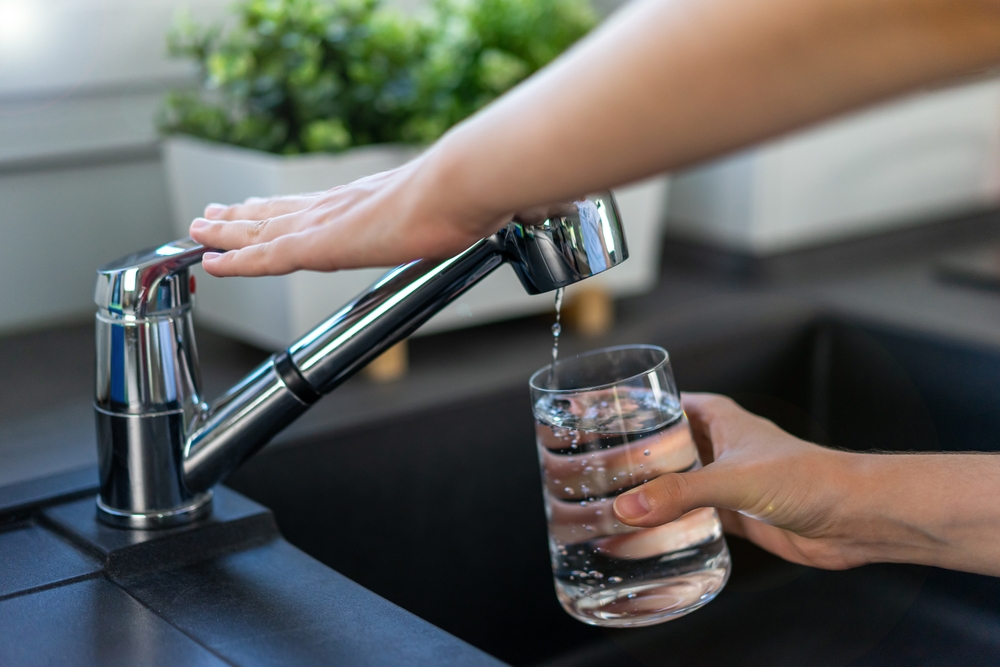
top-left (529, 344), bottom-right (730, 627)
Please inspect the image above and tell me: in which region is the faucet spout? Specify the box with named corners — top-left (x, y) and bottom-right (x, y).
top-left (93, 193), bottom-right (626, 529)
top-left (181, 235), bottom-right (506, 494)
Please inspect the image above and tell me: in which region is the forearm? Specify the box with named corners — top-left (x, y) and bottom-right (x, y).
top-left (428, 0), bottom-right (1000, 217)
top-left (843, 452), bottom-right (1000, 576)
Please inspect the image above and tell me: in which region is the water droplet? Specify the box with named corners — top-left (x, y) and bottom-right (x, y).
top-left (608, 576), bottom-right (623, 584)
top-left (551, 322), bottom-right (562, 337)
top-left (584, 525), bottom-right (594, 532)
top-left (553, 479), bottom-right (561, 485)
top-left (584, 465), bottom-right (594, 472)
top-left (588, 570), bottom-right (603, 579)
top-left (612, 476), bottom-right (618, 482)
top-left (595, 510), bottom-right (603, 515)
top-left (639, 464), bottom-right (644, 468)
top-left (644, 449), bottom-right (650, 456)
top-left (564, 487), bottom-right (573, 494)
top-left (627, 593), bottom-right (636, 599)
top-left (579, 500), bottom-right (587, 507)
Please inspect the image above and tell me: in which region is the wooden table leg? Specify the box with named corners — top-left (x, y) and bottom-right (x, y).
top-left (363, 340), bottom-right (409, 382)
top-left (564, 285), bottom-right (615, 337)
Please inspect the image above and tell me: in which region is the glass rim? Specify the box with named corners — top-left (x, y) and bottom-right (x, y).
top-left (528, 343), bottom-right (670, 394)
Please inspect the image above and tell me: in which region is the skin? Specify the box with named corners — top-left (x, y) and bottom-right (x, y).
top-left (615, 394), bottom-right (1000, 577)
top-left (189, 0), bottom-right (1000, 574)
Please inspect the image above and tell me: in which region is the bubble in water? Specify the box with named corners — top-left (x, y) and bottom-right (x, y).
top-left (607, 576), bottom-right (623, 584)
top-left (644, 449), bottom-right (651, 456)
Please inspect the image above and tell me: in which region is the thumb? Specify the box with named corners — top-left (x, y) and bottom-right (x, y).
top-left (612, 465), bottom-right (743, 528)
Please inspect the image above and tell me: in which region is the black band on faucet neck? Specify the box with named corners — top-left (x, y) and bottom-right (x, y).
top-left (273, 351), bottom-right (322, 406)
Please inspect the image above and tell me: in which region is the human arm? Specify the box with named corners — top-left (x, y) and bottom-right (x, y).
top-left (611, 393), bottom-right (1000, 576)
top-left (190, 0), bottom-right (1000, 276)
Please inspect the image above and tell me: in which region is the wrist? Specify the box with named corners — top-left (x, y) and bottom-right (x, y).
top-left (835, 452), bottom-right (1000, 573)
top-left (421, 129), bottom-right (514, 233)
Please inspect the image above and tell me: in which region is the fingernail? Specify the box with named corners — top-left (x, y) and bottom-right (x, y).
top-left (203, 252), bottom-right (221, 261)
top-left (204, 204), bottom-right (226, 219)
top-left (190, 218), bottom-right (210, 231)
top-left (614, 490), bottom-right (650, 519)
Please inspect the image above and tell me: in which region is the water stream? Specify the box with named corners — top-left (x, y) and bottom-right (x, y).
top-left (550, 287), bottom-right (565, 388)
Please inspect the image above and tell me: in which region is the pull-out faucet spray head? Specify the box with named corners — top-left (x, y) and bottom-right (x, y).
top-left (93, 193), bottom-right (627, 528)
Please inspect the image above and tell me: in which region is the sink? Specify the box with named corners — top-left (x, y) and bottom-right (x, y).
top-left (225, 313), bottom-right (1000, 666)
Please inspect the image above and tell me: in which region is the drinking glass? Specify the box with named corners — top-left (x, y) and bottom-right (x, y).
top-left (529, 344), bottom-right (730, 627)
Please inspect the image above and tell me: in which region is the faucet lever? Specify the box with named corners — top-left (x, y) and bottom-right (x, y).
top-left (95, 237), bottom-right (212, 318)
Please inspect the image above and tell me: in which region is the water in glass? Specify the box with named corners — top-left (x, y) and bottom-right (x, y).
top-left (534, 384), bottom-right (730, 626)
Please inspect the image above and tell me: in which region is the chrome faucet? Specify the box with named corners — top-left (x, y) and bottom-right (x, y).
top-left (93, 193), bottom-right (627, 528)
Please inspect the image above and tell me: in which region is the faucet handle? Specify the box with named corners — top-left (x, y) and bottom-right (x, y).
top-left (95, 237), bottom-right (214, 318)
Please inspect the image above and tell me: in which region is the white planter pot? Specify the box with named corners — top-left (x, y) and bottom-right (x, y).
top-left (667, 76), bottom-right (1000, 255)
top-left (164, 135), bottom-right (668, 349)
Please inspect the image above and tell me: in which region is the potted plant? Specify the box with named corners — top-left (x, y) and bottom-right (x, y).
top-left (161, 0), bottom-right (668, 351)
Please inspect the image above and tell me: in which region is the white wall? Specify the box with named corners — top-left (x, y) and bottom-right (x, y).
top-left (0, 0), bottom-right (229, 332)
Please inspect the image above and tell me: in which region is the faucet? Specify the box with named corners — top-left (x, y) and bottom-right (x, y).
top-left (93, 193), bottom-right (627, 529)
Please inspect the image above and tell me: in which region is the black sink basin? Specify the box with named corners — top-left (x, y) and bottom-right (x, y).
top-left (226, 314), bottom-right (1000, 666)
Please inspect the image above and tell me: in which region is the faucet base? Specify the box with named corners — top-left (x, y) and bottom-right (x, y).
top-left (96, 491), bottom-right (213, 530)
